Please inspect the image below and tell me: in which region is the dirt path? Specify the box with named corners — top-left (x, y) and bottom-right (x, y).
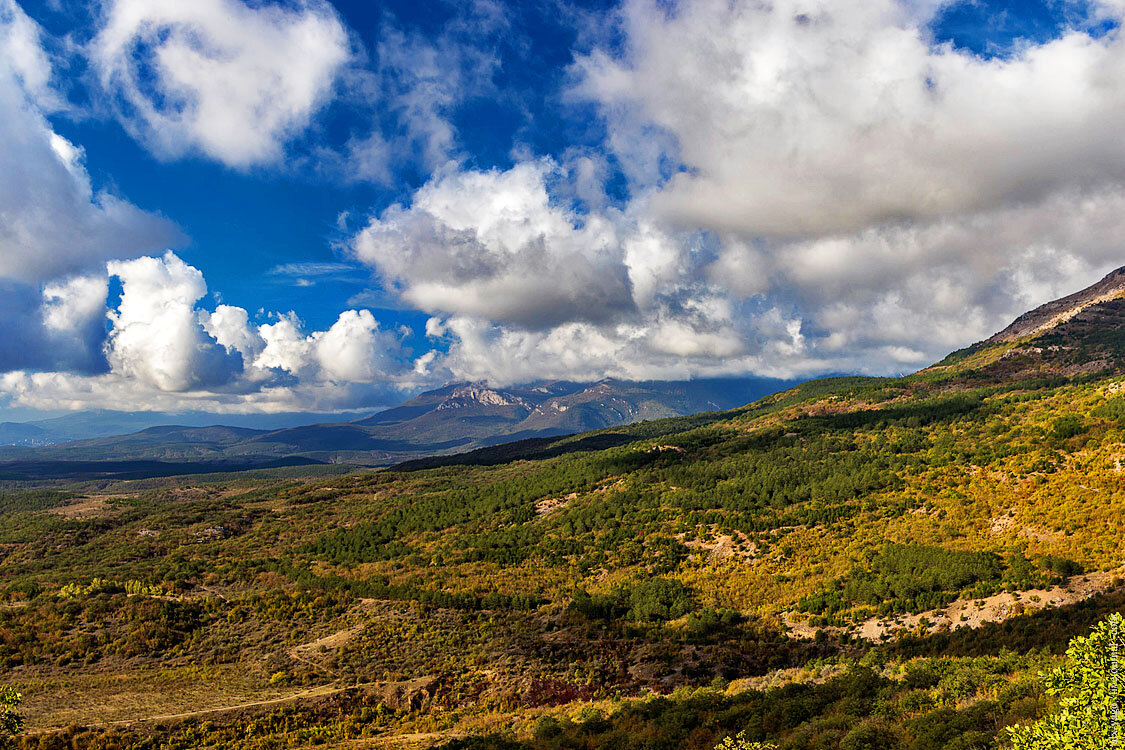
top-left (32, 599), bottom-right (390, 736)
top-left (285, 597), bottom-right (379, 675)
top-left (27, 683), bottom-right (345, 735)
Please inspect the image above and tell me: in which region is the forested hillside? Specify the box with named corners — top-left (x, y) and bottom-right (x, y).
top-left (1, 270), bottom-right (1124, 748)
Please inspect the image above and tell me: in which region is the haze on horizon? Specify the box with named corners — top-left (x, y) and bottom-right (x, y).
top-left (1, 0), bottom-right (1124, 420)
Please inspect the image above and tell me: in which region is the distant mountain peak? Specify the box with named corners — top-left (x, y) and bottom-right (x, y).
top-left (987, 266), bottom-right (1125, 344)
top-left (4, 376), bottom-right (795, 467)
top-left (436, 385), bottom-right (530, 410)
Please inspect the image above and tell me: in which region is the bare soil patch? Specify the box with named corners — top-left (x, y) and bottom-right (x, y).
top-left (786, 567), bottom-right (1125, 642)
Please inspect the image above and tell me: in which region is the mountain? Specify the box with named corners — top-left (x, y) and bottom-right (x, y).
top-left (348, 377), bottom-right (790, 447)
top-left (932, 265), bottom-right (1125, 379)
top-left (4, 267), bottom-right (1125, 748)
top-left (988, 265), bottom-right (1125, 344)
top-left (0, 409), bottom-right (374, 446)
top-left (0, 421), bottom-right (59, 446)
top-left (0, 376), bottom-right (796, 471)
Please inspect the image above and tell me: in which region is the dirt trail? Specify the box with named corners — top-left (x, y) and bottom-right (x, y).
top-left (286, 597), bottom-right (379, 674)
top-left (29, 683), bottom-right (344, 734)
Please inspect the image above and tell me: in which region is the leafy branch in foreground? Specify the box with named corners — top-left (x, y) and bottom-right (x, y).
top-left (1008, 612), bottom-right (1125, 749)
top-left (0, 686), bottom-right (24, 750)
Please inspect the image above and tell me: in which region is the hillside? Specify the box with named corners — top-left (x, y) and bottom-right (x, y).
top-left (0, 410), bottom-right (362, 447)
top-left (0, 422), bottom-right (55, 447)
top-left (988, 266), bottom-right (1125, 344)
top-left (0, 377), bottom-right (793, 473)
top-left (1, 267), bottom-right (1124, 749)
top-left (931, 265), bottom-right (1125, 380)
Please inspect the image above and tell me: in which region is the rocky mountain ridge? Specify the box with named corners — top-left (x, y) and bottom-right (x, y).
top-left (987, 266), bottom-right (1125, 344)
top-left (0, 376), bottom-right (793, 472)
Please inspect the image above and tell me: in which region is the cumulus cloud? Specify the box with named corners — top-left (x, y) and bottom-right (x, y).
top-left (0, 0), bottom-right (181, 283)
top-left (575, 0), bottom-right (1125, 236)
top-left (391, 0), bottom-right (1125, 384)
top-left (90, 0), bottom-right (351, 168)
top-left (0, 252), bottom-right (418, 413)
top-left (0, 274), bottom-right (109, 377)
top-left (105, 252), bottom-right (242, 392)
top-left (314, 309), bottom-right (395, 382)
top-left (202, 304), bottom-right (263, 364)
top-left (41, 274), bottom-right (110, 373)
top-left (353, 160), bottom-right (636, 328)
top-left (349, 159), bottom-right (814, 383)
top-left (253, 308), bottom-right (402, 384)
top-left (10, 0), bottom-right (1125, 409)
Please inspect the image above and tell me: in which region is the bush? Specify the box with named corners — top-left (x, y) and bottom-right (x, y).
top-left (0, 686), bottom-right (24, 750)
top-left (840, 721), bottom-right (903, 750)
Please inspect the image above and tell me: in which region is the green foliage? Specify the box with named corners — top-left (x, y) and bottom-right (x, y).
top-left (798, 543), bottom-right (1078, 621)
top-left (1093, 395), bottom-right (1125, 425)
top-left (15, 691), bottom-right (397, 749)
top-left (0, 686), bottom-right (23, 750)
top-left (1050, 414), bottom-right (1086, 440)
top-left (570, 578), bottom-right (694, 622)
top-left (839, 721), bottom-right (903, 750)
top-left (0, 489), bottom-right (75, 515)
top-left (714, 732), bottom-right (776, 750)
top-left (1, 339), bottom-right (1123, 747)
top-left (1008, 613), bottom-right (1125, 749)
top-left (0, 592), bottom-right (208, 668)
top-left (436, 663), bottom-right (1030, 749)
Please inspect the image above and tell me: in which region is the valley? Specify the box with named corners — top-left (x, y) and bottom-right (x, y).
top-left (1, 268), bottom-right (1124, 748)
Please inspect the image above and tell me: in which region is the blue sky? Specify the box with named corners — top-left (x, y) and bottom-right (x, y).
top-left (1, 0), bottom-right (1123, 418)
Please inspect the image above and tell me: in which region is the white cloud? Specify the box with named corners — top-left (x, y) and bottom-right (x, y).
top-left (360, 0), bottom-right (1125, 385)
top-left (0, 252), bottom-right (418, 412)
top-left (105, 252), bottom-right (242, 392)
top-left (353, 159), bottom-right (636, 328)
top-left (42, 275), bottom-right (108, 335)
top-left (0, 368), bottom-right (418, 414)
top-left (349, 161), bottom-right (1124, 386)
top-left (41, 274), bottom-right (110, 373)
top-left (314, 309), bottom-right (394, 383)
top-left (10, 0), bottom-right (1125, 409)
top-left (0, 0), bottom-right (181, 283)
top-left (90, 0), bottom-right (351, 168)
top-left (202, 304), bottom-right (262, 363)
top-left (256, 313), bottom-right (315, 379)
top-left (0, 0), bottom-right (55, 108)
top-left (375, 28), bottom-right (463, 170)
top-left (575, 0), bottom-right (1125, 236)
top-left (253, 308), bottom-right (400, 384)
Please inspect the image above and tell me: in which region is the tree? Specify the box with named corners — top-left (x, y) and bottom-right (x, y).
top-left (0, 686), bottom-right (24, 750)
top-left (714, 731), bottom-right (776, 750)
top-left (1008, 612), bottom-right (1125, 749)
top-left (841, 720), bottom-right (904, 750)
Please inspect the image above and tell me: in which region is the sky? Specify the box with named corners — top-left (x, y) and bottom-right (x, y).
top-left (0, 0), bottom-right (1123, 418)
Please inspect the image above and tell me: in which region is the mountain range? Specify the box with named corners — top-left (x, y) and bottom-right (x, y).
top-left (4, 264), bottom-right (1122, 480)
top-left (0, 376), bottom-right (795, 474)
top-left (0, 409), bottom-right (372, 447)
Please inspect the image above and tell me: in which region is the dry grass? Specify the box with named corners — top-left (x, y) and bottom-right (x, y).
top-left (12, 663), bottom-right (288, 731)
